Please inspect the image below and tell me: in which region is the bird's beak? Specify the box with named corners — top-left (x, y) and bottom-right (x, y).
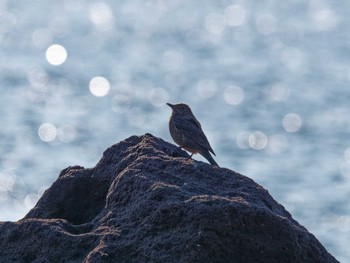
top-left (166, 103), bottom-right (174, 108)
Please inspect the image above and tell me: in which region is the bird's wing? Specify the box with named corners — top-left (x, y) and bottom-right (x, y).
top-left (173, 115), bottom-right (216, 155)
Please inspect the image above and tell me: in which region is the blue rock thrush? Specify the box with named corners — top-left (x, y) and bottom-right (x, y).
top-left (167, 103), bottom-right (218, 166)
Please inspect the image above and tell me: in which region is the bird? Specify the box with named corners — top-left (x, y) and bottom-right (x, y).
top-left (166, 102), bottom-right (218, 166)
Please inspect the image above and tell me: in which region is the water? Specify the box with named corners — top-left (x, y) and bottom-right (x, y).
top-left (1, 0), bottom-right (349, 261)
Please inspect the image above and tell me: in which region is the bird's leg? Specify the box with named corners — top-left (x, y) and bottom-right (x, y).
top-left (177, 146), bottom-right (193, 158)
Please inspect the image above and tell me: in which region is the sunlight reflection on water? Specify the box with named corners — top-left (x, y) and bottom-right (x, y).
top-left (46, 44), bottom-right (67, 66)
top-left (1, 0), bottom-right (350, 261)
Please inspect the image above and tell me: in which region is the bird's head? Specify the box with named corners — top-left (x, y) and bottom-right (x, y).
top-left (167, 103), bottom-right (193, 115)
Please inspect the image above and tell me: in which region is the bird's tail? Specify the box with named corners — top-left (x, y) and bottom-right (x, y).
top-left (200, 149), bottom-right (219, 166)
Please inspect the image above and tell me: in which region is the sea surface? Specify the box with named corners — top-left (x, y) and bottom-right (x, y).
top-left (1, 0), bottom-right (350, 261)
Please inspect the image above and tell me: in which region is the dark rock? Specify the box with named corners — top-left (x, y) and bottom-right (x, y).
top-left (0, 134), bottom-right (339, 263)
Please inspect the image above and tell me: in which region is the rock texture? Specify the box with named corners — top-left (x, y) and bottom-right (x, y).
top-left (0, 134), bottom-right (339, 263)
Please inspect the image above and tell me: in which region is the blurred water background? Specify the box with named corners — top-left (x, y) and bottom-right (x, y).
top-left (1, 0), bottom-right (349, 261)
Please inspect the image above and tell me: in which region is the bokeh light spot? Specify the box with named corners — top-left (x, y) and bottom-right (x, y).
top-left (309, 5), bottom-right (338, 31)
top-left (224, 4), bottom-right (247, 27)
top-left (89, 76), bottom-right (110, 97)
top-left (45, 44), bottom-right (67, 65)
top-left (57, 124), bottom-right (77, 143)
top-left (89, 2), bottom-right (114, 31)
top-left (32, 29), bottom-right (53, 49)
top-left (249, 131), bottom-right (268, 150)
top-left (0, 172), bottom-right (16, 195)
top-left (270, 83), bottom-right (291, 102)
top-left (223, 85), bottom-right (244, 105)
top-left (24, 193), bottom-right (39, 210)
top-left (283, 113), bottom-right (302, 132)
top-left (27, 66), bottom-right (49, 91)
top-left (38, 123), bottom-right (57, 142)
top-left (205, 13), bottom-right (225, 35)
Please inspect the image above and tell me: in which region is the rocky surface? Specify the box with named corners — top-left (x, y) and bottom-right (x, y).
top-left (0, 134), bottom-right (339, 263)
